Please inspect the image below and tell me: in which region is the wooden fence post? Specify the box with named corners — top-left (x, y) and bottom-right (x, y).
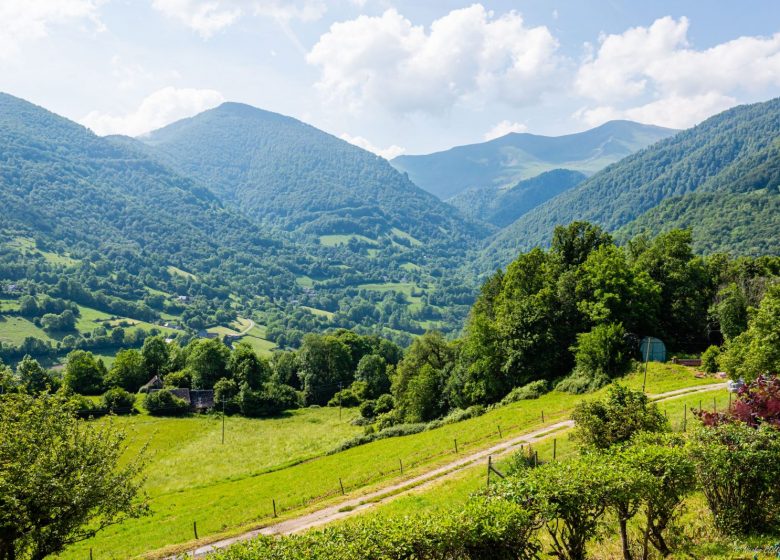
top-left (273, 499), bottom-right (277, 518)
top-left (553, 438), bottom-right (557, 460)
top-left (193, 521), bottom-right (198, 540)
top-left (339, 478), bottom-right (345, 495)
top-left (454, 439), bottom-right (459, 454)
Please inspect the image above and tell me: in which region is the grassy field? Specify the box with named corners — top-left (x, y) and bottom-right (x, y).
top-left (167, 265), bottom-right (197, 281)
top-left (0, 315), bottom-right (51, 346)
top-left (239, 324), bottom-right (276, 355)
top-left (61, 364), bottom-right (715, 559)
top-left (390, 228), bottom-right (422, 246)
top-left (319, 234), bottom-right (378, 247)
top-left (300, 306), bottom-right (335, 319)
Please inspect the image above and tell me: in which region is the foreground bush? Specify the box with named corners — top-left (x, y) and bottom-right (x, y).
top-left (211, 497), bottom-right (539, 560)
top-left (143, 390), bottom-right (189, 416)
top-left (688, 422), bottom-right (780, 535)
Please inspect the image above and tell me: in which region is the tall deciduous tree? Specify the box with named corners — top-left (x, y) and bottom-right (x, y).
top-left (63, 350), bottom-right (105, 395)
top-left (0, 394), bottom-right (147, 559)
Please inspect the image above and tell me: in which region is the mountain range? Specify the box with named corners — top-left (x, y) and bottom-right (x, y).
top-left (479, 97), bottom-right (780, 270)
top-left (390, 120), bottom-right (677, 200)
top-left (1, 91), bottom-right (779, 340)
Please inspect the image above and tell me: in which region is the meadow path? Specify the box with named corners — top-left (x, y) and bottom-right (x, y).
top-left (180, 382), bottom-right (726, 558)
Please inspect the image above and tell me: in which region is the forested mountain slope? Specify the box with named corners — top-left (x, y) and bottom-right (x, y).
top-left (141, 102), bottom-right (487, 244)
top-left (391, 120), bottom-right (676, 200)
top-left (0, 93), bottom-right (302, 301)
top-left (481, 98), bottom-right (780, 270)
top-left (448, 169), bottom-right (587, 227)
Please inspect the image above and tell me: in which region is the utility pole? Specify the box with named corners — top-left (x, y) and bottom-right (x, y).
top-left (642, 337), bottom-right (652, 393)
top-left (221, 398), bottom-right (226, 445)
top-left (338, 382), bottom-right (343, 421)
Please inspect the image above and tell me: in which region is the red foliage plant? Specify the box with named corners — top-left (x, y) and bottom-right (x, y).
top-left (696, 375), bottom-right (780, 428)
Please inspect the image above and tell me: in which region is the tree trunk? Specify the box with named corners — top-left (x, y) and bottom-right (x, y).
top-left (619, 518), bottom-right (633, 560)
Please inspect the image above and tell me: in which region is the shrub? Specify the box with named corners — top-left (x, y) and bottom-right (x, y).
top-left (163, 369), bottom-right (191, 389)
top-left (500, 380), bottom-right (549, 404)
top-left (555, 368), bottom-right (609, 394)
top-left (571, 384), bottom-right (668, 450)
top-left (374, 393), bottom-right (394, 414)
top-left (701, 345), bottom-right (721, 374)
top-left (327, 387), bottom-right (361, 408)
top-left (101, 387), bottom-right (136, 414)
top-left (214, 377), bottom-right (240, 414)
top-left (144, 390), bottom-right (190, 416)
top-left (495, 455), bottom-right (631, 560)
top-left (210, 496), bottom-right (539, 560)
top-left (359, 399), bottom-right (375, 419)
top-left (688, 422), bottom-right (780, 535)
top-left (620, 433), bottom-right (696, 557)
top-left (239, 382), bottom-right (300, 417)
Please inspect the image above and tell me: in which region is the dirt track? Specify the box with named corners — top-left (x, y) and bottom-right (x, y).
top-left (179, 382), bottom-right (726, 558)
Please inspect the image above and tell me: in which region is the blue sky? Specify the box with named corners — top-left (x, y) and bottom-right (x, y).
top-left (2, 0), bottom-right (779, 156)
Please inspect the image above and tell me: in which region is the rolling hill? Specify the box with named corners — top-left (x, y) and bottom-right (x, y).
top-left (481, 98), bottom-right (780, 270)
top-left (390, 120), bottom-right (677, 200)
top-left (140, 102), bottom-right (487, 245)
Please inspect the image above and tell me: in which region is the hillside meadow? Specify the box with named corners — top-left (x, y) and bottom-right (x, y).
top-left (60, 363), bottom-right (715, 559)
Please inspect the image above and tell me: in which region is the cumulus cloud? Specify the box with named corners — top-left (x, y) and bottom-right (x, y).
top-left (81, 86), bottom-right (225, 136)
top-left (307, 4), bottom-right (562, 115)
top-left (483, 119), bottom-right (527, 140)
top-left (151, 0), bottom-right (325, 37)
top-left (340, 133), bottom-right (406, 160)
top-left (574, 16), bottom-right (780, 128)
top-left (0, 0), bottom-right (104, 57)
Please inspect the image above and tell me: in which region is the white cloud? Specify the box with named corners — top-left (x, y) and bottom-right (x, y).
top-left (307, 4), bottom-right (562, 115)
top-left (483, 119), bottom-right (527, 140)
top-left (574, 16), bottom-right (780, 129)
top-left (0, 0), bottom-right (104, 58)
top-left (151, 0), bottom-right (325, 37)
top-left (575, 92), bottom-right (737, 129)
top-left (81, 86), bottom-right (225, 136)
top-left (340, 133), bottom-right (406, 160)
top-left (151, 0), bottom-right (242, 38)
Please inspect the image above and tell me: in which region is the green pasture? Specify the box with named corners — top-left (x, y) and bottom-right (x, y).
top-left (61, 364), bottom-right (715, 559)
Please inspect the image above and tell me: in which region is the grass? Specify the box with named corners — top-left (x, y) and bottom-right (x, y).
top-left (61, 407), bottom-right (362, 559)
top-left (295, 275), bottom-right (314, 288)
top-left (319, 234), bottom-right (378, 247)
top-left (167, 265), bottom-right (197, 281)
top-left (390, 228), bottom-right (422, 247)
top-left (240, 325), bottom-right (276, 355)
top-left (0, 315), bottom-right (51, 345)
top-left (300, 306), bottom-right (335, 319)
top-left (61, 364), bottom-right (715, 559)
top-left (400, 262), bottom-right (421, 272)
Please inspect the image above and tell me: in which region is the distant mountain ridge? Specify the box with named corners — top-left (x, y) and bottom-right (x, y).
top-left (391, 120), bottom-right (677, 200)
top-left (140, 102), bottom-right (487, 245)
top-left (480, 97), bottom-right (780, 270)
top-left (448, 169), bottom-right (587, 228)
